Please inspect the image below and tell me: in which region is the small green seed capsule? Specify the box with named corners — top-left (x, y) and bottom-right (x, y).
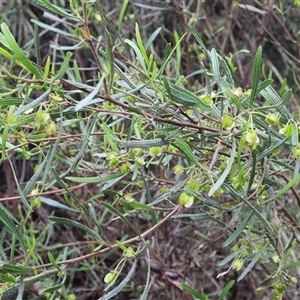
top-left (265, 113), bottom-right (280, 126)
top-left (149, 146), bottom-right (162, 157)
top-left (232, 258), bottom-right (243, 271)
top-left (222, 115), bottom-right (235, 130)
top-left (45, 121), bottom-right (57, 136)
top-left (173, 165), bottom-right (184, 174)
top-left (179, 191), bottom-right (194, 208)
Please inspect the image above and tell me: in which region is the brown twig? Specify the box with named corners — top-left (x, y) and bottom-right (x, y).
top-left (32, 205), bottom-right (182, 269)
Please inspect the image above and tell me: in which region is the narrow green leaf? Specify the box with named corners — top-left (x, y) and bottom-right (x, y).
top-left (262, 171), bottom-right (300, 204)
top-left (157, 34), bottom-right (186, 78)
top-left (100, 258), bottom-right (137, 300)
top-left (39, 269), bottom-right (67, 294)
top-left (72, 59), bottom-right (83, 83)
top-left (246, 150), bottom-right (257, 195)
top-left (52, 52), bottom-right (72, 80)
top-left (124, 39), bottom-right (147, 71)
top-left (1, 123), bottom-right (9, 160)
top-left (0, 203), bottom-right (27, 254)
top-left (218, 280), bottom-right (235, 300)
top-left (256, 138), bottom-right (287, 162)
top-left (31, 19), bottom-right (73, 37)
top-left (117, 0), bottom-right (129, 33)
top-left (41, 115), bottom-right (64, 184)
top-left (126, 201), bottom-right (154, 211)
top-left (168, 83), bottom-right (211, 111)
top-left (188, 25), bottom-right (209, 58)
top-left (140, 249), bottom-right (151, 300)
top-left (282, 89), bottom-right (292, 103)
top-left (49, 216), bottom-right (101, 240)
top-left (75, 73), bottom-right (105, 111)
top-left (47, 252), bottom-right (61, 271)
top-left (100, 173), bottom-right (128, 192)
top-left (0, 23), bottom-right (42, 79)
top-left (181, 283), bottom-right (207, 300)
top-left (282, 259), bottom-right (300, 271)
top-left (223, 212), bottom-right (253, 247)
top-left (70, 117), bottom-right (96, 172)
top-left (0, 268), bottom-right (59, 299)
top-left (101, 202), bottom-right (140, 237)
top-left (102, 123), bottom-right (121, 143)
top-left (145, 27), bottom-right (161, 50)
top-left (243, 198), bottom-right (275, 235)
top-left (187, 189), bottom-right (232, 211)
top-left (249, 46), bottom-right (262, 107)
top-left (174, 136), bottom-right (200, 167)
top-left (260, 85), bottom-right (291, 121)
top-left (34, 23), bottom-right (41, 65)
top-left (29, 0), bottom-right (78, 20)
top-left (0, 274), bottom-right (17, 284)
top-left (120, 138), bottom-right (168, 148)
top-left (219, 54), bottom-right (236, 88)
top-left (237, 253), bottom-right (261, 282)
top-left (209, 139), bottom-right (236, 197)
top-left (43, 56), bottom-right (51, 81)
top-left (66, 172), bottom-right (125, 184)
top-left (218, 251), bottom-right (240, 266)
top-left (0, 263), bottom-right (32, 275)
top-left (135, 23), bottom-right (149, 67)
top-left (13, 88), bottom-right (51, 116)
top-left (40, 197), bottom-right (77, 212)
top-left (211, 48), bottom-right (224, 88)
top-left (6, 155), bottom-right (32, 212)
top-left (256, 79), bottom-right (272, 93)
top-left (0, 98), bottom-right (23, 106)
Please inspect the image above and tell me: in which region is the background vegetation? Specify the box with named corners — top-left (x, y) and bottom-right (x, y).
top-left (1, 0), bottom-right (300, 299)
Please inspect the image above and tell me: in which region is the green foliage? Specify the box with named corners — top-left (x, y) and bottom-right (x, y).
top-left (0, 0), bottom-right (300, 299)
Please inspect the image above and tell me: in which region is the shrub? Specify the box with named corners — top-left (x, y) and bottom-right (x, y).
top-left (0, 1), bottom-right (300, 299)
